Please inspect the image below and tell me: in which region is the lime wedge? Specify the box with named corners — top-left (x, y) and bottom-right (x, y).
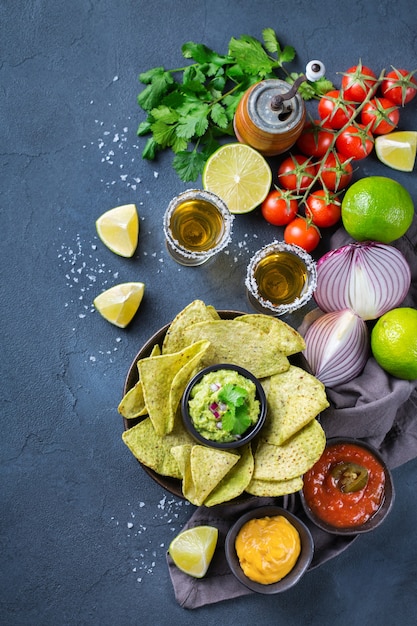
top-left (375, 131), bottom-right (417, 172)
top-left (96, 204), bottom-right (139, 257)
top-left (202, 143), bottom-right (272, 214)
top-left (93, 282), bottom-right (145, 328)
top-left (169, 525), bottom-right (218, 578)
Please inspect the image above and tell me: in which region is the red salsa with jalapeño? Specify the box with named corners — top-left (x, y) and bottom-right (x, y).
top-left (302, 442), bottom-right (385, 528)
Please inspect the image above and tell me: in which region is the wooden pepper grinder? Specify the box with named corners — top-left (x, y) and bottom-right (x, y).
top-left (233, 60), bottom-right (326, 156)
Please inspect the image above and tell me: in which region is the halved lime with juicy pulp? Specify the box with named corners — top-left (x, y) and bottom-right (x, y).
top-left (202, 143), bottom-right (272, 214)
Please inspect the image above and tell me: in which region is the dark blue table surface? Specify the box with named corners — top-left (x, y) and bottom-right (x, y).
top-left (1, 1), bottom-right (417, 624)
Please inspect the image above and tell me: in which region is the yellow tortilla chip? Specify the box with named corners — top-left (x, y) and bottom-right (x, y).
top-left (253, 419), bottom-right (326, 482)
top-left (118, 343), bottom-right (162, 419)
top-left (245, 475), bottom-right (304, 497)
top-left (171, 444), bottom-right (239, 506)
top-left (162, 300), bottom-right (216, 354)
top-left (181, 319), bottom-right (290, 378)
top-left (204, 444), bottom-right (254, 507)
top-left (238, 314), bottom-right (306, 355)
top-left (139, 340), bottom-right (210, 436)
top-left (118, 380), bottom-right (146, 419)
top-left (262, 366), bottom-right (329, 445)
top-left (122, 418), bottom-right (194, 478)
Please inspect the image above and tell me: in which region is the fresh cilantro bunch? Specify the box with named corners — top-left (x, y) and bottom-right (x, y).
top-left (218, 384), bottom-right (253, 436)
top-left (137, 28), bottom-right (333, 182)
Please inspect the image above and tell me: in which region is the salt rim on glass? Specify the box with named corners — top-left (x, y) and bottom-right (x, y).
top-left (245, 240), bottom-right (317, 316)
top-left (163, 188), bottom-right (234, 266)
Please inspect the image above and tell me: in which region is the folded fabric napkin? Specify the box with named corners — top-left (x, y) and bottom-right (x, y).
top-left (168, 219), bottom-right (417, 609)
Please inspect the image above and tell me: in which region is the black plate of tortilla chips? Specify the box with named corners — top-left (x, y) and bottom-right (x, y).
top-left (121, 308), bottom-right (321, 501)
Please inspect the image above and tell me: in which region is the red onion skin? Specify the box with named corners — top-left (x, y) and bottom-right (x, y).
top-left (314, 241), bottom-right (411, 320)
top-left (303, 309), bottom-right (369, 388)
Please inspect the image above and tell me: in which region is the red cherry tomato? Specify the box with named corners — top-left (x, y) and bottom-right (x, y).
top-left (296, 120), bottom-right (335, 158)
top-left (305, 189), bottom-right (341, 228)
top-left (380, 68), bottom-right (417, 106)
top-left (284, 217), bottom-right (320, 252)
top-left (361, 97), bottom-right (400, 134)
top-left (318, 90), bottom-right (356, 129)
top-left (335, 123), bottom-right (374, 160)
top-left (277, 154), bottom-right (317, 192)
top-left (261, 188), bottom-right (298, 226)
top-left (341, 63), bottom-right (378, 102)
top-left (320, 152), bottom-right (353, 191)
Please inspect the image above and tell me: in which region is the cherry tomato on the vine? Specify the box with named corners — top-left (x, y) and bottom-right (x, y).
top-left (305, 189), bottom-right (341, 228)
top-left (320, 152), bottom-right (353, 191)
top-left (361, 97), bottom-right (400, 134)
top-left (261, 188), bottom-right (298, 226)
top-left (284, 217), bottom-right (320, 253)
top-left (318, 90), bottom-right (356, 130)
top-left (277, 154), bottom-right (317, 192)
top-left (341, 63), bottom-right (378, 102)
top-left (335, 123), bottom-right (374, 160)
top-left (380, 68), bottom-right (417, 106)
top-left (296, 120), bottom-right (335, 158)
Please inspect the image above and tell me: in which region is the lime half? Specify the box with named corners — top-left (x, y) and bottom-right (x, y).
top-left (202, 143), bottom-right (272, 214)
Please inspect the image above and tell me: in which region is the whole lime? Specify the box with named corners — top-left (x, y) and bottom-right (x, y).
top-left (371, 307), bottom-right (417, 380)
top-left (341, 176), bottom-right (414, 243)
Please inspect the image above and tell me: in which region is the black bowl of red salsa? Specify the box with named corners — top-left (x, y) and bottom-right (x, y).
top-left (300, 438), bottom-right (395, 535)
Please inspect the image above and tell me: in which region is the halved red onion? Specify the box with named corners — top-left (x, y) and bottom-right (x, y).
top-left (314, 241), bottom-right (411, 320)
top-left (303, 309), bottom-right (369, 388)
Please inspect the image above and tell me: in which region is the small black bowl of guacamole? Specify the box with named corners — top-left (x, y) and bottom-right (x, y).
top-left (181, 364), bottom-right (267, 450)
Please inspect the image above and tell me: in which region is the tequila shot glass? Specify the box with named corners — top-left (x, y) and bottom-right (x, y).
top-left (245, 241), bottom-right (317, 315)
top-left (163, 189), bottom-right (233, 266)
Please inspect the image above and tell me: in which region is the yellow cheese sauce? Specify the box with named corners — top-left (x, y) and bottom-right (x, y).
top-left (235, 515), bottom-right (301, 584)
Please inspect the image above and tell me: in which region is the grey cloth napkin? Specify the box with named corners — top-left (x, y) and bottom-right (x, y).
top-left (168, 218), bottom-right (417, 609)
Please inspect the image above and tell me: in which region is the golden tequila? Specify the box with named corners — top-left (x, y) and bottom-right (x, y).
top-left (164, 189), bottom-right (233, 266)
top-left (246, 241), bottom-right (317, 316)
top-left (169, 198), bottom-right (225, 252)
top-left (254, 250), bottom-right (307, 305)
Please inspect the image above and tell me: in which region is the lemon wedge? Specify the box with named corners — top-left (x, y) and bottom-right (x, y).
top-left (96, 204), bottom-right (139, 257)
top-left (93, 282), bottom-right (145, 328)
top-left (202, 143), bottom-right (272, 214)
top-left (375, 131), bottom-right (417, 172)
top-left (168, 526), bottom-right (218, 578)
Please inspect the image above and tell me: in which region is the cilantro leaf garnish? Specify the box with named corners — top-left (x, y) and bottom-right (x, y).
top-left (136, 28), bottom-right (334, 182)
top-left (218, 384), bottom-right (252, 436)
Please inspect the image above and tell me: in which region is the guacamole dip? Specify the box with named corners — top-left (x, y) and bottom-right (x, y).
top-left (188, 369), bottom-right (260, 443)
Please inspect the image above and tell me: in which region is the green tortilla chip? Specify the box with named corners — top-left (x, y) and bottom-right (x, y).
top-left (162, 300), bottom-right (216, 354)
top-left (262, 366), bottom-right (329, 445)
top-left (118, 381), bottom-right (146, 419)
top-left (253, 419), bottom-right (326, 482)
top-left (149, 343), bottom-right (162, 357)
top-left (238, 314), bottom-right (306, 355)
top-left (181, 319), bottom-right (290, 378)
top-left (171, 444), bottom-right (239, 506)
top-left (122, 418), bottom-right (194, 478)
top-left (170, 444), bottom-right (193, 484)
top-left (118, 343), bottom-right (162, 419)
top-left (204, 444), bottom-right (254, 507)
top-left (139, 340), bottom-right (210, 436)
top-left (206, 305), bottom-right (221, 320)
top-left (245, 475), bottom-right (304, 497)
